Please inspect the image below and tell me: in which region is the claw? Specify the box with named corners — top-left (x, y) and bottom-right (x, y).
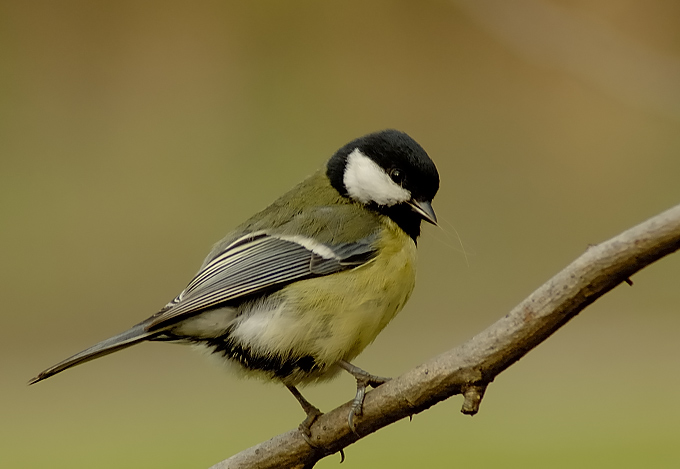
top-left (298, 405), bottom-right (323, 438)
top-left (287, 385), bottom-right (323, 448)
top-left (338, 360), bottom-right (391, 434)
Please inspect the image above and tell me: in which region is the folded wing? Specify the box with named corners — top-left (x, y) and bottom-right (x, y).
top-left (147, 231), bottom-right (378, 330)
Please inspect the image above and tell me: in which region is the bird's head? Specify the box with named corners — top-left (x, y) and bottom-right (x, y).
top-left (327, 129), bottom-right (440, 239)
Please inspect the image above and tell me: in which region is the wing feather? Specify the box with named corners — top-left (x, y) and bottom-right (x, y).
top-left (147, 232), bottom-right (377, 330)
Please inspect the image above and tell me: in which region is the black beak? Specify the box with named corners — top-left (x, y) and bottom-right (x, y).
top-left (408, 199), bottom-right (438, 225)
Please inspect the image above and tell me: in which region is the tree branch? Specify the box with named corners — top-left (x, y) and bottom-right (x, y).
top-left (210, 203), bottom-right (680, 469)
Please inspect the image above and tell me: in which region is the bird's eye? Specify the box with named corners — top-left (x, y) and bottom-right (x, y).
top-left (389, 168), bottom-right (404, 184)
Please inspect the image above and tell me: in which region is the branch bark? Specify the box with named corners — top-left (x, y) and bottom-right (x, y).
top-left (210, 203), bottom-right (680, 469)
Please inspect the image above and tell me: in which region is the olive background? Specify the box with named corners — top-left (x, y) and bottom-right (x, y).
top-left (2, 1), bottom-right (679, 468)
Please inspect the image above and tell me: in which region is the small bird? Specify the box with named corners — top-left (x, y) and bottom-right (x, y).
top-left (30, 129), bottom-right (439, 437)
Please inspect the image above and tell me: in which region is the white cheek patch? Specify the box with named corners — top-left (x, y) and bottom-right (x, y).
top-left (343, 149), bottom-right (411, 206)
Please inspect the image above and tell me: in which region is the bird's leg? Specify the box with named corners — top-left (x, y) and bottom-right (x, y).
top-left (286, 384), bottom-right (323, 446)
top-left (337, 360), bottom-right (391, 434)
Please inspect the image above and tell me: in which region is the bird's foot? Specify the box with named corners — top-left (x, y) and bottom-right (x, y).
top-left (287, 385), bottom-right (323, 448)
top-left (298, 405), bottom-right (323, 439)
top-left (338, 360), bottom-right (391, 434)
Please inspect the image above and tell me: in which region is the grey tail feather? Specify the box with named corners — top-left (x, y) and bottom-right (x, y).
top-left (28, 323), bottom-right (155, 385)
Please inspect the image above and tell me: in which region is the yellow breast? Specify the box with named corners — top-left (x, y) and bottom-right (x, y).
top-left (280, 219), bottom-right (417, 377)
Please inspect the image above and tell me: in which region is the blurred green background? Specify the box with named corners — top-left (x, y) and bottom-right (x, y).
top-left (2, 1), bottom-right (679, 467)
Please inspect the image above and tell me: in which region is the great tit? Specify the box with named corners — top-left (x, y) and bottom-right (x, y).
top-left (30, 129), bottom-right (439, 436)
